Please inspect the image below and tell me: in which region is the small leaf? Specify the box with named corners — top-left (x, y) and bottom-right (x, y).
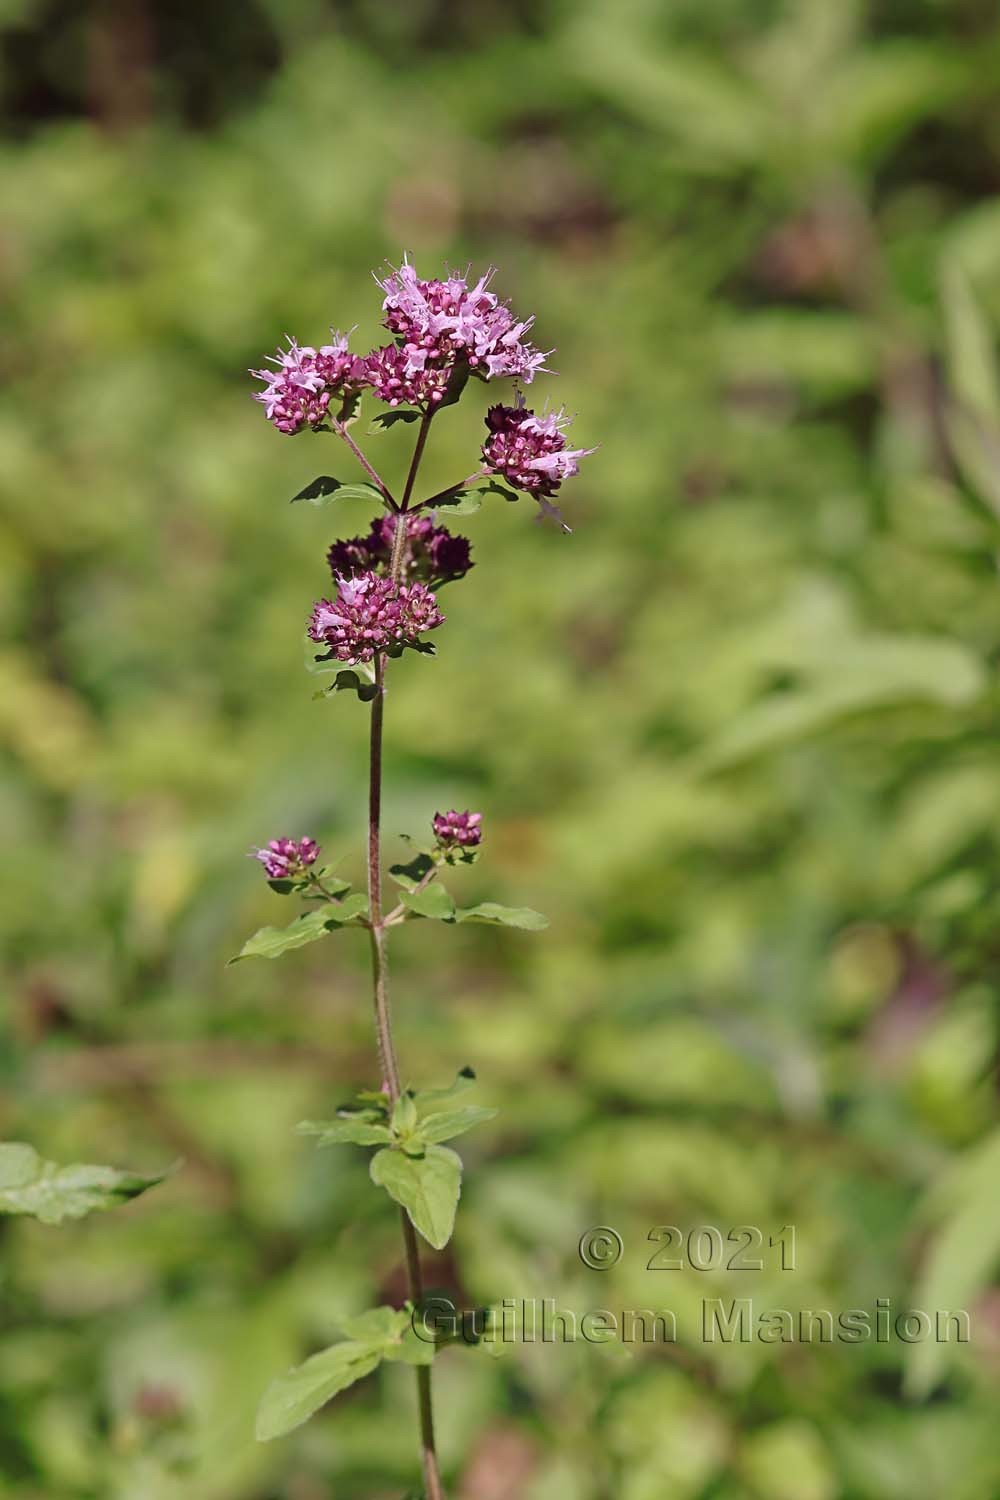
top-left (392, 1092), bottom-right (419, 1136)
top-left (418, 1106), bottom-right (498, 1144)
top-left (339, 1305), bottom-right (409, 1343)
top-left (370, 1145), bottom-right (462, 1249)
top-left (429, 487), bottom-right (483, 516)
top-left (340, 1306), bottom-right (434, 1366)
top-left (437, 358), bottom-right (470, 410)
top-left (413, 1067), bottom-right (477, 1109)
top-left (479, 479), bottom-right (520, 503)
top-left (0, 1143), bottom-right (167, 1226)
top-left (297, 1118), bottom-right (393, 1147)
top-left (328, 669), bottom-right (379, 702)
top-left (389, 853), bottom-right (435, 892)
top-left (334, 390), bottom-right (362, 427)
top-left (256, 1342), bottom-right (381, 1441)
top-left (230, 898), bottom-right (368, 963)
top-left (382, 1325), bottom-right (436, 1366)
top-left (291, 476), bottom-right (385, 507)
top-left (455, 902), bottom-right (549, 931)
top-left (368, 409), bottom-right (421, 433)
top-left (402, 884), bottom-right (456, 921)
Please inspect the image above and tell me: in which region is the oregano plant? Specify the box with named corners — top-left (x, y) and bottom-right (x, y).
top-left (238, 259), bottom-right (591, 1496)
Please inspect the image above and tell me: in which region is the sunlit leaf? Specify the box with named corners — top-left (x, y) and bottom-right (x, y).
top-left (230, 897), bottom-right (368, 962)
top-left (370, 1144), bottom-right (462, 1249)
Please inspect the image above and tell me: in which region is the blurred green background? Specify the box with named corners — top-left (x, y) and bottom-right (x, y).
top-left (4, 0), bottom-right (1000, 1495)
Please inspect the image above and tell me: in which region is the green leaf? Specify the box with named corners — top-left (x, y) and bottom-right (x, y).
top-left (418, 1105), bottom-right (498, 1144)
top-left (334, 390), bottom-right (362, 427)
top-left (905, 1126), bottom-right (1000, 1397)
top-left (339, 1305), bottom-right (409, 1343)
top-left (382, 1325), bottom-right (436, 1366)
top-left (428, 487), bottom-right (483, 516)
top-left (368, 409), bottom-right (420, 433)
top-left (340, 1306), bottom-right (434, 1366)
top-left (0, 1143), bottom-right (167, 1226)
top-left (413, 1068), bottom-right (477, 1111)
top-left (327, 669), bottom-right (379, 702)
top-left (402, 883), bottom-right (456, 921)
top-left (455, 902), bottom-right (549, 931)
top-left (479, 479), bottom-right (521, 503)
top-left (256, 1341), bottom-right (382, 1441)
top-left (230, 898), bottom-right (368, 962)
top-left (370, 1144), bottom-right (462, 1249)
top-left (291, 476), bottom-right (385, 507)
top-left (269, 868), bottom-right (350, 898)
top-left (388, 852), bottom-right (435, 892)
top-left (392, 1091), bottom-right (419, 1136)
top-left (297, 1118), bottom-right (393, 1147)
top-left (437, 358), bottom-right (470, 410)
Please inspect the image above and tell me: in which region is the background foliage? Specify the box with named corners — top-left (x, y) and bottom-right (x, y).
top-left (3, 0), bottom-right (1000, 1495)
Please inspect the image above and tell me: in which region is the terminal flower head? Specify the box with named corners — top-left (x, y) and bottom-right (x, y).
top-left (251, 837), bottom-right (320, 879)
top-left (433, 809), bottom-right (483, 850)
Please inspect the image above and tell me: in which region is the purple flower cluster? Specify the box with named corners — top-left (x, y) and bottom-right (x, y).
top-left (361, 342), bottom-right (454, 410)
top-left (327, 515), bottom-right (472, 586)
top-left (432, 809), bottom-right (483, 850)
top-left (251, 336), bottom-right (364, 435)
top-left (252, 837), bottom-right (320, 880)
top-left (252, 261), bottom-right (552, 432)
top-left (308, 572), bottom-right (445, 664)
top-left (482, 399), bottom-right (594, 499)
top-left (373, 261), bottom-right (548, 400)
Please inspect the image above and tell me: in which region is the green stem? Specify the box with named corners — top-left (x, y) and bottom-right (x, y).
top-left (333, 418), bottom-right (397, 508)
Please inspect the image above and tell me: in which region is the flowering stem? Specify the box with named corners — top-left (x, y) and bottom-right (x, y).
top-left (333, 418), bottom-right (397, 508)
top-left (365, 437), bottom-right (447, 1497)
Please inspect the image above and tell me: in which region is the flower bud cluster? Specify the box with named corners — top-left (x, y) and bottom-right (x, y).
top-left (432, 810), bottom-right (483, 850)
top-left (251, 837), bottom-right (319, 880)
top-left (327, 514), bottom-right (472, 587)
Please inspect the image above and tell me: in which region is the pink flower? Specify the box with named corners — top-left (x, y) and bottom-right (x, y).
top-left (374, 260), bottom-right (550, 390)
top-left (251, 334), bottom-right (363, 434)
top-left (308, 570), bottom-right (445, 664)
top-left (432, 810), bottom-right (483, 849)
top-left (361, 343), bottom-right (453, 409)
top-left (482, 398), bottom-right (593, 499)
top-left (251, 837), bottom-right (320, 879)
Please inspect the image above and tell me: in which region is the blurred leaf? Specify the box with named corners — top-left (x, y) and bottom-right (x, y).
top-left (698, 635), bottom-right (985, 772)
top-left (418, 1106), bottom-right (498, 1144)
top-left (0, 1143), bottom-right (166, 1225)
top-left (297, 1118), bottom-right (393, 1147)
top-left (905, 1126), bottom-right (1000, 1396)
top-left (256, 1340), bottom-right (382, 1441)
top-left (455, 902), bottom-right (549, 930)
top-left (370, 1145), bottom-right (462, 1249)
